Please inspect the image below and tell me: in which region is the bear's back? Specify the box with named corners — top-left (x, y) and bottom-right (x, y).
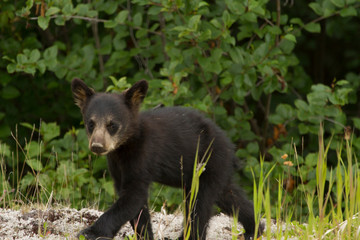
top-left (138, 106), bottom-right (236, 184)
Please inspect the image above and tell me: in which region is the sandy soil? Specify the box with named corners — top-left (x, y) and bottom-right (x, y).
top-left (0, 206), bottom-right (263, 240)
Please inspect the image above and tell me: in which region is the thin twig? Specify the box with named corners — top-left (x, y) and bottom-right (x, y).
top-left (28, 15), bottom-right (162, 36)
top-left (127, 0), bottom-right (154, 79)
top-left (29, 15), bottom-right (107, 22)
top-left (199, 66), bottom-right (213, 100)
top-left (275, 0), bottom-right (281, 46)
top-left (246, 22), bottom-right (267, 49)
top-left (298, 3), bottom-right (360, 32)
top-left (87, 0), bottom-right (106, 88)
top-left (261, 93), bottom-right (272, 154)
top-left (159, 13), bottom-right (169, 62)
top-left (243, 100), bottom-right (261, 136)
top-left (245, 78), bottom-right (265, 97)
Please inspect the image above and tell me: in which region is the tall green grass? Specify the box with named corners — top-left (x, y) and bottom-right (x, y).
top-left (182, 138), bottom-right (213, 240)
top-left (0, 124), bottom-right (110, 210)
top-left (254, 123), bottom-right (360, 239)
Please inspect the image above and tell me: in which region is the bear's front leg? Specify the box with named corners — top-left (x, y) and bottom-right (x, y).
top-left (77, 182), bottom-right (150, 240)
top-left (76, 206), bottom-right (121, 240)
top-left (77, 225), bottom-right (113, 240)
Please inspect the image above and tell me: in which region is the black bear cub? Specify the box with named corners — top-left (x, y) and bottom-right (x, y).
top-left (71, 78), bottom-right (263, 240)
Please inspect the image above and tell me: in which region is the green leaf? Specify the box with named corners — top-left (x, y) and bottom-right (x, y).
top-left (0, 141), bottom-right (11, 157)
top-left (3, 56), bottom-right (15, 64)
top-left (37, 60), bottom-right (46, 74)
top-left (298, 123), bottom-right (309, 134)
top-left (75, 3), bottom-right (89, 16)
top-left (17, 53), bottom-right (27, 64)
top-left (220, 76), bottom-right (232, 86)
top-left (246, 142), bottom-right (259, 154)
top-left (25, 142), bottom-right (43, 158)
top-left (307, 91), bottom-right (328, 107)
top-left (283, 33), bottom-right (296, 43)
top-left (44, 45), bottom-right (58, 60)
top-left (225, 0), bottom-right (245, 15)
top-left (45, 7), bottom-right (60, 16)
top-left (104, 20), bottom-right (117, 28)
top-left (0, 125), bottom-right (11, 139)
top-left (20, 173), bottom-right (35, 190)
top-left (352, 118), bottom-right (360, 130)
top-left (324, 2), bottom-right (336, 17)
top-left (242, 12), bottom-right (257, 22)
top-left (269, 114), bottom-right (283, 124)
top-left (277, 104), bottom-right (295, 120)
top-left (26, 0), bottom-right (34, 9)
top-left (305, 153), bottom-right (318, 167)
top-left (335, 80), bottom-right (349, 86)
top-left (54, 16), bottom-right (65, 26)
top-left (101, 1), bottom-right (118, 15)
top-left (99, 35), bottom-right (112, 55)
top-left (229, 47), bottom-right (244, 64)
top-left (62, 3), bottom-right (74, 16)
top-left (290, 18), bottom-right (304, 27)
top-left (44, 46), bottom-right (58, 68)
top-left (103, 181), bottom-right (115, 196)
top-left (29, 49), bottom-right (40, 62)
top-left (213, 106), bottom-right (227, 115)
top-left (20, 122), bottom-right (38, 131)
top-left (38, 16), bottom-right (50, 30)
top-left (330, 0), bottom-right (344, 8)
top-left (1, 85), bottom-right (20, 99)
top-left (267, 25), bottom-right (282, 35)
top-left (188, 15), bottom-right (201, 30)
top-left (294, 99), bottom-right (308, 112)
top-left (304, 22), bottom-right (321, 33)
top-left (115, 10), bottom-right (129, 24)
top-left (7, 63), bottom-right (16, 74)
top-left (135, 29), bottom-right (147, 39)
top-left (26, 159), bottom-right (43, 171)
top-left (253, 42), bottom-right (268, 60)
top-left (26, 67), bottom-right (37, 75)
top-left (329, 87), bottom-right (353, 105)
top-left (148, 6), bottom-right (161, 15)
top-left (41, 122), bottom-right (60, 142)
top-left (222, 10), bottom-right (233, 28)
top-left (340, 7), bottom-right (357, 17)
top-left (309, 2), bottom-right (323, 15)
top-left (133, 12), bottom-right (142, 27)
top-left (54, 66), bottom-right (67, 79)
top-left (210, 19), bottom-right (222, 29)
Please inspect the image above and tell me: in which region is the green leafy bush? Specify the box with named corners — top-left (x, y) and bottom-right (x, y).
top-left (0, 0), bottom-right (360, 218)
top-left (0, 121), bottom-right (113, 209)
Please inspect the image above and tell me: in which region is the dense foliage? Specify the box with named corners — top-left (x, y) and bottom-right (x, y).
top-left (1, 0), bottom-right (360, 220)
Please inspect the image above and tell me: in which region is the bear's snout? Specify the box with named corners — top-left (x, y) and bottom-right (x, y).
top-left (90, 142), bottom-right (106, 155)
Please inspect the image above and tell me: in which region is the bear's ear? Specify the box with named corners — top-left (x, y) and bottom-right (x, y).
top-left (71, 78), bottom-right (95, 110)
top-left (124, 80), bottom-right (148, 111)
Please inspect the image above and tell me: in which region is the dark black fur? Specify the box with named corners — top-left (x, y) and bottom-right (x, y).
top-left (71, 79), bottom-right (263, 240)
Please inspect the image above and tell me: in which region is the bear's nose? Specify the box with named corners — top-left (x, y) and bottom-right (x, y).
top-left (91, 142), bottom-right (106, 155)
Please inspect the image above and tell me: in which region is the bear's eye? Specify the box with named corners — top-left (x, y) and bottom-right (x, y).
top-left (87, 120), bottom-right (95, 133)
top-left (107, 121), bottom-right (118, 135)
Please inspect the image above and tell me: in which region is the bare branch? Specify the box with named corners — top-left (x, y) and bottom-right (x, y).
top-left (127, 0), bottom-right (154, 79)
top-left (28, 15), bottom-right (161, 36)
top-left (276, 0), bottom-right (281, 46)
top-left (159, 13), bottom-right (169, 62)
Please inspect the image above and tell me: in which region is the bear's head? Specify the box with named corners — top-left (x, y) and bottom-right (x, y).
top-left (71, 78), bottom-right (148, 155)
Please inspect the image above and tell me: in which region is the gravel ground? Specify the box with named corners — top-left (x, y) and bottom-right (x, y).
top-left (0, 206), bottom-right (262, 240)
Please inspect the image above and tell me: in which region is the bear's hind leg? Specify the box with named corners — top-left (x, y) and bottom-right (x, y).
top-left (181, 177), bottom-right (220, 240)
top-left (216, 182), bottom-right (264, 240)
top-left (130, 204), bottom-right (154, 240)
